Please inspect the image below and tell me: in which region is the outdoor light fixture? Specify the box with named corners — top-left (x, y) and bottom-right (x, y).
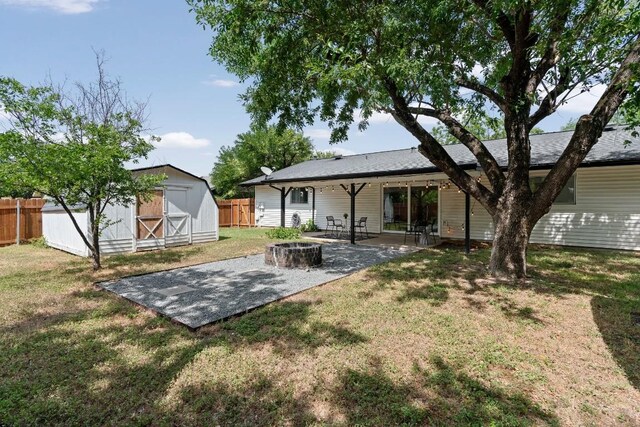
top-left (258, 202), bottom-right (265, 217)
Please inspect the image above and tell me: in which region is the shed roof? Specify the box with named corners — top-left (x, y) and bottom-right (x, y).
top-left (243, 125), bottom-right (640, 185)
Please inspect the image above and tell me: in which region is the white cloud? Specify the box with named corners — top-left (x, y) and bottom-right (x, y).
top-left (152, 132), bottom-right (211, 149)
top-left (305, 128), bottom-right (332, 139)
top-left (0, 0), bottom-right (100, 14)
top-left (556, 84), bottom-right (607, 114)
top-left (354, 108), bottom-right (395, 124)
top-left (202, 78), bottom-right (240, 88)
top-left (354, 107), bottom-right (437, 127)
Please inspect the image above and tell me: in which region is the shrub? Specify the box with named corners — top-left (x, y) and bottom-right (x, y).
top-left (266, 227), bottom-right (301, 239)
top-left (300, 219), bottom-right (320, 232)
top-left (28, 236), bottom-right (49, 248)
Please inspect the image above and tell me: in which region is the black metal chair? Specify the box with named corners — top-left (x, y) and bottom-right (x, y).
top-left (404, 219), bottom-right (427, 245)
top-left (354, 217), bottom-right (369, 238)
top-left (325, 215), bottom-right (344, 237)
top-left (427, 217), bottom-right (439, 245)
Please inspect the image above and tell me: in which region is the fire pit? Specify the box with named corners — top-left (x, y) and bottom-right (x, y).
top-left (265, 242), bottom-right (322, 268)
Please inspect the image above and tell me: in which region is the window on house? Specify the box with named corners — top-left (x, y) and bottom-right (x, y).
top-left (530, 174), bottom-right (576, 205)
top-left (290, 187), bottom-right (309, 204)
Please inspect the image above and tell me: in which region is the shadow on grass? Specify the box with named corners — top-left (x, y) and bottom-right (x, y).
top-left (171, 373), bottom-right (316, 426)
top-left (591, 296), bottom-right (640, 391)
top-left (205, 301), bottom-right (368, 354)
top-left (335, 356), bottom-right (558, 426)
top-left (366, 244), bottom-right (640, 392)
top-left (0, 291), bottom-right (370, 424)
top-left (0, 306), bottom-right (209, 425)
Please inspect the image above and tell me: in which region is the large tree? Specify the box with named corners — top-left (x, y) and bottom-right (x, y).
top-left (0, 55), bottom-right (164, 270)
top-left (212, 125), bottom-right (314, 198)
top-left (189, 0), bottom-right (640, 278)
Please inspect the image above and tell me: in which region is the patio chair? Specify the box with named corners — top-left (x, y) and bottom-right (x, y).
top-left (325, 215), bottom-right (344, 237)
top-left (404, 219), bottom-right (427, 245)
top-left (427, 217), bottom-right (439, 245)
top-left (354, 217), bottom-right (369, 239)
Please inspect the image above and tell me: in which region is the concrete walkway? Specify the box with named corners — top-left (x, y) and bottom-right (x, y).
top-left (98, 243), bottom-right (415, 329)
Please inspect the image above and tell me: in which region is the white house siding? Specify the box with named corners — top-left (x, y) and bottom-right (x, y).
top-left (439, 165), bottom-right (640, 250)
top-left (42, 209), bottom-right (90, 257)
top-left (255, 184), bottom-right (382, 232)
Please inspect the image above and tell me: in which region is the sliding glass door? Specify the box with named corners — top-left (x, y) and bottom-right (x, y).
top-left (410, 186), bottom-right (439, 232)
top-left (382, 184), bottom-right (439, 233)
top-left (383, 187), bottom-right (408, 231)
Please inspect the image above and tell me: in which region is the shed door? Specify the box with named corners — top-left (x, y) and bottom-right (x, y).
top-left (137, 190), bottom-right (164, 239)
top-left (165, 189), bottom-right (189, 242)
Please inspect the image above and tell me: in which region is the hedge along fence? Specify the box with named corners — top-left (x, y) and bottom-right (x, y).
top-left (0, 198), bottom-right (46, 247)
top-left (218, 198), bottom-right (255, 227)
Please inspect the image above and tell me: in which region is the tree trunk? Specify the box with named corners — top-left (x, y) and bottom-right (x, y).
top-left (91, 225), bottom-right (101, 270)
top-left (489, 199), bottom-right (532, 279)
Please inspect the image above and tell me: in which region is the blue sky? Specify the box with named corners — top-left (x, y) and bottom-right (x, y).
top-left (0, 0), bottom-right (603, 177)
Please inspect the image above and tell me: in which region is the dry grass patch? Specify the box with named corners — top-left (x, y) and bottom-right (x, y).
top-left (1, 232), bottom-right (639, 426)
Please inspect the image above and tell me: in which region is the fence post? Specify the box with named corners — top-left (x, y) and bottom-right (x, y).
top-left (16, 199), bottom-right (20, 245)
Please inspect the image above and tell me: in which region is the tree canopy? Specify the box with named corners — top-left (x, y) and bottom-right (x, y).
top-left (0, 55), bottom-right (164, 269)
top-left (211, 125), bottom-right (314, 198)
top-left (190, 0), bottom-right (640, 278)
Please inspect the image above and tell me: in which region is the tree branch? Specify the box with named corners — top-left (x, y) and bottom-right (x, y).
top-left (407, 106), bottom-right (505, 194)
top-left (528, 66), bottom-right (572, 127)
top-left (455, 76), bottom-right (507, 113)
top-left (531, 35), bottom-right (640, 221)
top-left (382, 77), bottom-right (498, 214)
top-left (472, 0), bottom-right (516, 50)
top-left (56, 196), bottom-right (95, 253)
top-left (527, 5), bottom-right (571, 93)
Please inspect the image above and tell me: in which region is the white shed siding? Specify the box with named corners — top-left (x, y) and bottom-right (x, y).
top-left (100, 202), bottom-right (135, 254)
top-left (255, 184), bottom-right (382, 232)
top-left (163, 168), bottom-right (218, 241)
top-left (42, 209), bottom-right (89, 257)
top-left (440, 165), bottom-right (640, 250)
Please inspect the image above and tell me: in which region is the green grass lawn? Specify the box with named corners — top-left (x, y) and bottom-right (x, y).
top-left (1, 229), bottom-right (639, 426)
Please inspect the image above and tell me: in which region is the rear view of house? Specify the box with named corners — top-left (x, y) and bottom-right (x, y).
top-left (42, 165), bottom-right (219, 256)
top-left (245, 126), bottom-right (640, 251)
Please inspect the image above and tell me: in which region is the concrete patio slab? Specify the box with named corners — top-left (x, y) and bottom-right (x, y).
top-left (98, 243), bottom-right (416, 329)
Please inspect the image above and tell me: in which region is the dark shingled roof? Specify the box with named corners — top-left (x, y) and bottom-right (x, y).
top-left (243, 126), bottom-right (640, 185)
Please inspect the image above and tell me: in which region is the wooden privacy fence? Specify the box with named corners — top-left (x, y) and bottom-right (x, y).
top-left (218, 198), bottom-right (255, 227)
top-left (0, 198), bottom-right (46, 247)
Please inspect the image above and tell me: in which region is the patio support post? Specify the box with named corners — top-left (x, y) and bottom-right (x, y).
top-left (465, 191), bottom-right (471, 254)
top-left (280, 188), bottom-right (285, 227)
top-left (350, 183), bottom-right (356, 244)
top-left (311, 187), bottom-right (316, 224)
top-left (341, 183), bottom-right (367, 245)
top-left (269, 185), bottom-right (292, 227)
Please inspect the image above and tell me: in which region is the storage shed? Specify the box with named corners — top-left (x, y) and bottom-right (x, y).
top-left (42, 164), bottom-right (219, 257)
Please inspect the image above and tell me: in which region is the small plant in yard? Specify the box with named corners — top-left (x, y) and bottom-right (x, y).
top-left (28, 236), bottom-right (48, 249)
top-left (265, 226), bottom-right (301, 239)
top-left (300, 219), bottom-right (319, 232)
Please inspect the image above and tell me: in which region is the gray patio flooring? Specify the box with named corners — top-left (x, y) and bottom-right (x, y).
top-left (98, 243), bottom-right (416, 329)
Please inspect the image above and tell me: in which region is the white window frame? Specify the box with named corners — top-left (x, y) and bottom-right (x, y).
top-left (290, 187), bottom-right (309, 204)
